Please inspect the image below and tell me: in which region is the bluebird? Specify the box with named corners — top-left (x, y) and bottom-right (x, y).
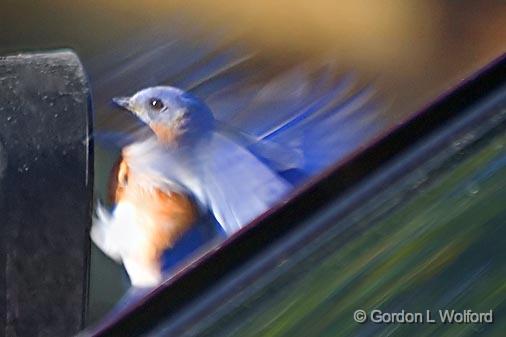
top-left (91, 72), bottom-right (382, 288)
top-left (91, 86), bottom-right (295, 287)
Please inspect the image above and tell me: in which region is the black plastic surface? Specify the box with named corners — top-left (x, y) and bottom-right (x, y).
top-left (0, 50), bottom-right (93, 336)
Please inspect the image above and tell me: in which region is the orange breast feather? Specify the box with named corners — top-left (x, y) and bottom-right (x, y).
top-left (108, 155), bottom-right (198, 263)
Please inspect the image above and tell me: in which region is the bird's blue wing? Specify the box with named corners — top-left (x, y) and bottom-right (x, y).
top-left (263, 83), bottom-right (384, 175)
top-left (196, 132), bottom-right (292, 234)
top-left (208, 65), bottom-right (386, 178)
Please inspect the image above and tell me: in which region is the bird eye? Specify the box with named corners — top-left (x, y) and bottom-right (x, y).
top-left (149, 98), bottom-right (164, 111)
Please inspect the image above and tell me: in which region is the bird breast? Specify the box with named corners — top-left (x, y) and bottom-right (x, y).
top-left (108, 155), bottom-right (199, 263)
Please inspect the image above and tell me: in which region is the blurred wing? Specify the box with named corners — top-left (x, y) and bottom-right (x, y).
top-left (215, 122), bottom-right (303, 172)
top-left (209, 65), bottom-right (386, 176)
top-left (262, 82), bottom-right (384, 175)
top-left (197, 132), bottom-right (291, 234)
top-left (91, 203), bottom-right (122, 262)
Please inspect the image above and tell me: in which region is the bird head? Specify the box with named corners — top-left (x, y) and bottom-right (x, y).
top-left (113, 86), bottom-right (214, 146)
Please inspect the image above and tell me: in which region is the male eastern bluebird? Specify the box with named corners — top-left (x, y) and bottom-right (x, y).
top-left (91, 71), bottom-right (382, 288)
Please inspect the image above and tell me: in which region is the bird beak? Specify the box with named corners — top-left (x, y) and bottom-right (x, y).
top-left (112, 96), bottom-right (132, 110)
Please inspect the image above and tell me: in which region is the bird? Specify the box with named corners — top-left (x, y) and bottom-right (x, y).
top-left (91, 65), bottom-right (384, 289)
top-left (91, 86), bottom-right (294, 287)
